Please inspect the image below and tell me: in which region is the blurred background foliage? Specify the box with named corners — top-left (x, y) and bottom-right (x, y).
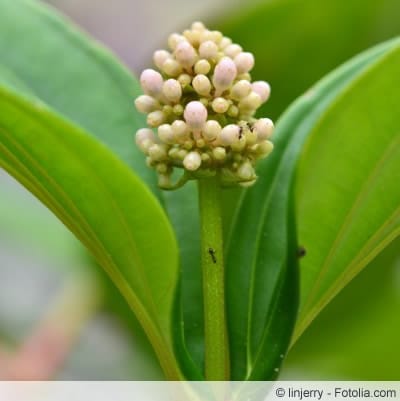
top-left (1, 0), bottom-right (399, 379)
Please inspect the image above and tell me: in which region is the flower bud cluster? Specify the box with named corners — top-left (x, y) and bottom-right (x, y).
top-left (134, 22), bottom-right (274, 189)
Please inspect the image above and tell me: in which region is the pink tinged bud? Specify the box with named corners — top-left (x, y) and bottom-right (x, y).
top-left (220, 124), bottom-right (240, 146)
top-left (158, 124), bottom-right (175, 144)
top-left (253, 118), bottom-right (274, 140)
top-left (153, 50), bottom-right (171, 70)
top-left (234, 52), bottom-right (255, 74)
top-left (192, 74), bottom-right (212, 96)
top-left (230, 80), bottom-right (252, 100)
top-left (134, 95), bottom-right (159, 113)
top-left (168, 33), bottom-right (185, 50)
top-left (140, 69), bottom-right (163, 96)
top-left (203, 120), bottom-right (222, 141)
top-left (213, 57), bottom-right (237, 94)
top-left (171, 120), bottom-right (189, 141)
top-left (183, 151), bottom-right (202, 171)
top-left (135, 128), bottom-right (155, 152)
top-left (184, 101), bottom-right (208, 129)
top-left (251, 81), bottom-right (271, 103)
top-left (175, 41), bottom-right (197, 68)
top-left (199, 40), bottom-right (218, 60)
top-left (162, 79), bottom-right (182, 102)
top-left (224, 44), bottom-right (242, 58)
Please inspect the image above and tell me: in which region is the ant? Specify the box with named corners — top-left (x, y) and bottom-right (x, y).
top-left (297, 246), bottom-right (306, 258)
top-left (208, 247), bottom-right (217, 264)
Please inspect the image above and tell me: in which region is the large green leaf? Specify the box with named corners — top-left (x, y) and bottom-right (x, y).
top-left (0, 83), bottom-right (181, 379)
top-left (226, 38), bottom-right (400, 380)
top-left (0, 0), bottom-right (158, 194)
top-left (217, 0), bottom-right (400, 121)
top-left (294, 42), bottom-right (400, 340)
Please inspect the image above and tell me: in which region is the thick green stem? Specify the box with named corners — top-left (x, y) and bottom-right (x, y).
top-left (198, 176), bottom-right (229, 381)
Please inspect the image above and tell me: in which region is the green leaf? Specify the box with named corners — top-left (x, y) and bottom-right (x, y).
top-left (0, 0), bottom-right (159, 195)
top-left (294, 41), bottom-right (400, 341)
top-left (226, 38), bottom-right (400, 380)
top-left (0, 84), bottom-right (181, 379)
top-left (217, 0), bottom-right (400, 121)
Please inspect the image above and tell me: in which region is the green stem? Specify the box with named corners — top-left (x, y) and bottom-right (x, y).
top-left (198, 176), bottom-right (229, 381)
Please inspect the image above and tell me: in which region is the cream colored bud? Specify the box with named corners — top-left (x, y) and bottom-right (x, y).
top-left (219, 37), bottom-right (232, 49)
top-left (227, 105), bottom-right (239, 117)
top-left (168, 33), bottom-right (185, 50)
top-left (220, 124), bottom-right (240, 145)
top-left (184, 101), bottom-right (208, 129)
top-left (183, 151), bottom-right (202, 171)
top-left (192, 74), bottom-right (212, 96)
top-left (239, 92), bottom-right (262, 110)
top-left (153, 50), bottom-right (171, 70)
top-left (171, 120), bottom-right (189, 141)
top-left (251, 81), bottom-right (271, 103)
top-left (213, 57), bottom-right (237, 94)
top-left (162, 79), bottom-right (182, 102)
top-left (140, 69), bottom-right (163, 96)
top-left (177, 149), bottom-right (188, 160)
top-left (231, 136), bottom-right (246, 151)
top-left (156, 163), bottom-right (169, 174)
top-left (177, 73), bottom-right (192, 87)
top-left (196, 138), bottom-right (206, 148)
top-left (257, 140), bottom-right (274, 157)
top-left (224, 44), bottom-right (242, 58)
top-left (209, 31), bottom-right (223, 44)
top-left (239, 179), bottom-right (257, 188)
top-left (212, 147), bottom-right (226, 161)
top-left (134, 95), bottom-right (159, 113)
top-left (191, 21), bottom-right (206, 31)
top-left (158, 173), bottom-right (171, 188)
top-left (175, 41), bottom-right (197, 68)
top-left (147, 110), bottom-right (165, 127)
top-left (234, 52), bottom-right (255, 74)
top-left (162, 59), bottom-right (182, 76)
top-left (194, 59), bottom-right (211, 75)
top-left (183, 29), bottom-right (201, 47)
top-left (199, 40), bottom-right (218, 60)
top-left (148, 144), bottom-right (167, 161)
top-left (173, 104), bottom-right (184, 115)
top-left (212, 97), bottom-right (229, 114)
top-left (203, 120), bottom-right (221, 141)
top-left (135, 128), bottom-right (155, 152)
top-left (237, 161), bottom-right (255, 180)
top-left (253, 118), bottom-right (274, 140)
top-left (158, 124), bottom-right (175, 144)
top-left (231, 80), bottom-right (252, 100)
top-left (168, 147), bottom-right (180, 159)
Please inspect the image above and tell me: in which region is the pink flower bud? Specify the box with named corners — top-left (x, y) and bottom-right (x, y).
top-left (220, 124), bottom-right (240, 145)
top-left (199, 40), bottom-right (218, 60)
top-left (253, 118), bottom-right (274, 140)
top-left (234, 52), bottom-right (255, 74)
top-left (183, 101), bottom-right (208, 129)
top-left (153, 50), bottom-right (171, 70)
top-left (212, 57), bottom-right (237, 94)
top-left (175, 41), bottom-right (197, 68)
top-left (162, 79), bottom-right (182, 102)
top-left (140, 69), bottom-right (163, 96)
top-left (251, 81), bottom-right (271, 103)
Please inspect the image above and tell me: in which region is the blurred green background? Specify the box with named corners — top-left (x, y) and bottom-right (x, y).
top-left (0, 0), bottom-right (399, 379)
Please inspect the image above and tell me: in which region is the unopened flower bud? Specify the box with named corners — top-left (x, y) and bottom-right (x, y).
top-left (203, 120), bottom-right (221, 141)
top-left (148, 144), bottom-right (167, 161)
top-left (135, 95), bottom-right (159, 113)
top-left (135, 128), bottom-right (155, 152)
top-left (239, 91), bottom-right (262, 110)
top-left (178, 73), bottom-right (192, 87)
top-left (257, 140), bottom-right (274, 157)
top-left (237, 160), bottom-right (254, 180)
top-left (162, 59), bottom-right (182, 76)
top-left (231, 80), bottom-right (252, 100)
top-left (212, 97), bottom-right (229, 113)
top-left (212, 146), bottom-right (226, 161)
top-left (184, 101), bottom-right (208, 129)
top-left (191, 21), bottom-right (206, 31)
top-left (153, 50), bottom-right (171, 70)
top-left (158, 124), bottom-right (175, 144)
top-left (219, 37), bottom-right (232, 49)
top-left (220, 124), bottom-right (240, 145)
top-left (175, 41), bottom-right (197, 69)
top-left (224, 44), bottom-right (242, 58)
top-left (234, 52), bottom-right (255, 74)
top-left (168, 33), bottom-right (185, 50)
top-left (158, 173), bottom-right (171, 188)
top-left (147, 110), bottom-right (165, 127)
top-left (162, 79), bottom-right (182, 103)
top-left (213, 57), bottom-right (237, 94)
top-left (251, 81), bottom-right (271, 103)
top-left (253, 118), bottom-right (274, 140)
top-left (194, 59), bottom-right (211, 75)
top-left (199, 40), bottom-right (218, 60)
top-left (140, 69), bottom-right (163, 96)
top-left (192, 74), bottom-right (212, 96)
top-left (171, 120), bottom-right (189, 141)
top-left (183, 151), bottom-right (202, 171)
